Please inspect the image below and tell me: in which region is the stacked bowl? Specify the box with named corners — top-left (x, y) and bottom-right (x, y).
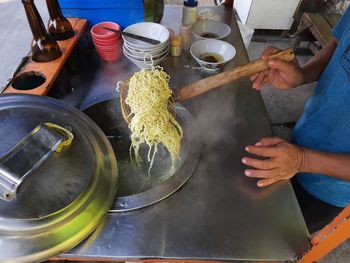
top-left (122, 22), bottom-right (170, 69)
top-left (91, 22), bottom-right (123, 62)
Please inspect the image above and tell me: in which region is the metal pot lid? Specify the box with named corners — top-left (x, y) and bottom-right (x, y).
top-left (0, 94), bottom-right (118, 263)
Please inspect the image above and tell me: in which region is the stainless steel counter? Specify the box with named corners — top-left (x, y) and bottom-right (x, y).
top-left (58, 6), bottom-right (310, 262)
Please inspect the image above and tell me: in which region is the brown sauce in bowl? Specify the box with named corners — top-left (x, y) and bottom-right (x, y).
top-left (201, 32), bottom-right (219, 38)
top-left (199, 52), bottom-right (224, 63)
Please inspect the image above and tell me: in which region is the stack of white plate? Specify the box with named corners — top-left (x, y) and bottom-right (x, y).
top-left (122, 22), bottom-right (170, 69)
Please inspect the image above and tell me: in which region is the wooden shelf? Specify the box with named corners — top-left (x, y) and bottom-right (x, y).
top-left (4, 18), bottom-right (87, 96)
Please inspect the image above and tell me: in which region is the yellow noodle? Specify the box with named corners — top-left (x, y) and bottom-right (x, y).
top-left (45, 122), bottom-right (74, 153)
top-left (125, 66), bottom-right (183, 174)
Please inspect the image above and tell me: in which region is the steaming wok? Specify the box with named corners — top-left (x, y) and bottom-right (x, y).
top-left (82, 98), bottom-right (201, 211)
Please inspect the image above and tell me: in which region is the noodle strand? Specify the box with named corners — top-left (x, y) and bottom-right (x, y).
top-left (126, 66), bottom-right (183, 173)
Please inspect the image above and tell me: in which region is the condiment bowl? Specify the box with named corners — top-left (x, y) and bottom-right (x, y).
top-left (190, 39), bottom-right (236, 72)
top-left (192, 20), bottom-right (231, 41)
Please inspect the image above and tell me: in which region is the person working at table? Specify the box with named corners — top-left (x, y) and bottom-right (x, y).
top-left (242, 7), bottom-right (350, 231)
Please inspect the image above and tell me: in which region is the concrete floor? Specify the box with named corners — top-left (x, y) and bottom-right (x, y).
top-left (0, 0), bottom-right (349, 262)
top-left (247, 39), bottom-right (315, 141)
top-left (0, 0), bottom-right (49, 89)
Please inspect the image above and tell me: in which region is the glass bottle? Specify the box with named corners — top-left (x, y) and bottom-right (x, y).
top-left (46, 0), bottom-right (74, 40)
top-left (22, 0), bottom-right (62, 62)
top-left (182, 0), bottom-right (198, 26)
top-left (144, 0), bottom-right (164, 23)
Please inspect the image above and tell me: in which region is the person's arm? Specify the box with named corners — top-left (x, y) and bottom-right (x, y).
top-left (242, 137), bottom-right (350, 187)
top-left (302, 148), bottom-right (350, 181)
top-left (250, 39), bottom-right (338, 90)
top-left (301, 38), bottom-right (338, 84)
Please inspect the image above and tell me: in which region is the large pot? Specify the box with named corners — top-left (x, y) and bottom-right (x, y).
top-left (0, 94), bottom-right (118, 262)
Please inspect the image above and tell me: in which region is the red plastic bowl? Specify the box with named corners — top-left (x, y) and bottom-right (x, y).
top-left (97, 49), bottom-right (123, 56)
top-left (94, 39), bottom-right (122, 49)
top-left (91, 22), bottom-right (121, 40)
top-left (93, 35), bottom-right (121, 46)
top-left (95, 43), bottom-right (123, 51)
top-left (98, 50), bottom-right (123, 62)
top-left (96, 47), bottom-right (122, 54)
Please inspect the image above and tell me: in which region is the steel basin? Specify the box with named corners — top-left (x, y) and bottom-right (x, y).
top-left (83, 98), bottom-right (201, 211)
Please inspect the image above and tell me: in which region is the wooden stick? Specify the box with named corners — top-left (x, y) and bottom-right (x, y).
top-left (174, 48), bottom-right (295, 101)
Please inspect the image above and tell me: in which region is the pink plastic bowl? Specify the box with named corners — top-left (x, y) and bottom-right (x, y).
top-left (94, 39), bottom-right (122, 50)
top-left (95, 43), bottom-right (122, 53)
top-left (91, 22), bottom-right (121, 40)
top-left (98, 50), bottom-right (123, 62)
top-left (98, 49), bottom-right (123, 56)
top-left (93, 35), bottom-right (121, 46)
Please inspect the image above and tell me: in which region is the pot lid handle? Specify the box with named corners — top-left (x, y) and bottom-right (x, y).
top-left (0, 123), bottom-right (72, 201)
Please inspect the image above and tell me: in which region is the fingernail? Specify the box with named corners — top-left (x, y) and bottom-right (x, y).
top-left (245, 170), bottom-right (251, 176)
top-left (245, 146), bottom-right (250, 151)
top-left (242, 158), bottom-right (247, 164)
top-left (268, 59), bottom-right (275, 65)
top-left (257, 181), bottom-right (263, 187)
top-left (255, 142), bottom-right (262, 146)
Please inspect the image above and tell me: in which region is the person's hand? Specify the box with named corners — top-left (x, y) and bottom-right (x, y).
top-left (242, 137), bottom-right (306, 187)
top-left (250, 46), bottom-right (305, 90)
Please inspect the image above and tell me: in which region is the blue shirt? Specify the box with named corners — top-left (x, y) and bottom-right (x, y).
top-left (292, 7), bottom-right (350, 207)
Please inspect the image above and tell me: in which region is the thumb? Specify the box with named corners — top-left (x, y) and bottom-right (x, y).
top-left (267, 59), bottom-right (294, 74)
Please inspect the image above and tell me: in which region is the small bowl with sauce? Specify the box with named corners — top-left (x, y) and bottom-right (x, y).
top-left (192, 20), bottom-right (231, 41)
top-left (190, 39), bottom-right (236, 72)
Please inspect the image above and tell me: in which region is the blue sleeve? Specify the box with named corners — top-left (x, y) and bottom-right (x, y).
top-left (332, 6), bottom-right (350, 41)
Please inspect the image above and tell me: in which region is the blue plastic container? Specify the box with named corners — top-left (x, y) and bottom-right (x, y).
top-left (58, 0), bottom-right (145, 29)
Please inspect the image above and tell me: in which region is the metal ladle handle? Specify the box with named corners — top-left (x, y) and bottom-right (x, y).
top-left (0, 124), bottom-right (63, 201)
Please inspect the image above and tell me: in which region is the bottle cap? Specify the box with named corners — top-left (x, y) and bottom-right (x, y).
top-left (184, 0), bottom-right (198, 7)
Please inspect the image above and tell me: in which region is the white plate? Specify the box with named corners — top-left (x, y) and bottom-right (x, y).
top-left (122, 22), bottom-right (170, 50)
top-left (124, 40), bottom-right (169, 54)
top-left (123, 43), bottom-right (169, 59)
top-left (123, 48), bottom-right (169, 69)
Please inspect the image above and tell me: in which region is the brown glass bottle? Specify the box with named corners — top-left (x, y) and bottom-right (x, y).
top-left (22, 0), bottom-right (62, 62)
top-left (46, 0), bottom-right (74, 40)
top-left (144, 0), bottom-right (164, 23)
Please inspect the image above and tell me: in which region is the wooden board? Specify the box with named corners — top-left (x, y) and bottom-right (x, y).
top-left (324, 13), bottom-right (341, 28)
top-left (304, 12), bottom-right (333, 47)
top-left (4, 18), bottom-right (87, 96)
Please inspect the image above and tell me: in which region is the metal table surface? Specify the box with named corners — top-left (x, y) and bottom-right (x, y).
top-left (59, 6), bottom-right (310, 262)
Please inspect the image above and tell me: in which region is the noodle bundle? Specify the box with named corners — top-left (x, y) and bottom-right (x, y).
top-left (125, 66), bottom-right (183, 173)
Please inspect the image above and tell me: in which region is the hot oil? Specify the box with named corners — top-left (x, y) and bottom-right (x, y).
top-left (199, 52), bottom-right (224, 63)
top-left (201, 32), bottom-right (219, 38)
